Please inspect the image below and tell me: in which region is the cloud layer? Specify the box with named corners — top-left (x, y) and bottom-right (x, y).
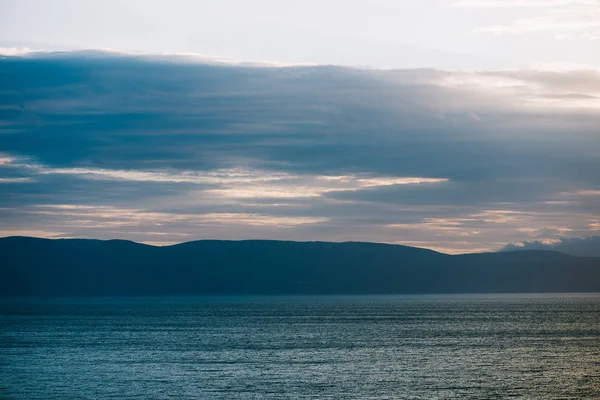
top-left (503, 235), bottom-right (600, 256)
top-left (467, 0), bottom-right (600, 40)
top-left (0, 51), bottom-right (599, 253)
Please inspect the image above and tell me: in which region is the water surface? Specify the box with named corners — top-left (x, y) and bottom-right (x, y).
top-left (1, 294), bottom-right (599, 399)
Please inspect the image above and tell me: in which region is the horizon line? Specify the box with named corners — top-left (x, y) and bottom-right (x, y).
top-left (0, 235), bottom-right (580, 257)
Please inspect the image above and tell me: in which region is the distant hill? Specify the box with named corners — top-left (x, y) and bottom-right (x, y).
top-left (1, 237), bottom-right (599, 296)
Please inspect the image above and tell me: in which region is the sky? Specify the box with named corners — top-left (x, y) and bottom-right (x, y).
top-left (2, 0), bottom-right (600, 69)
top-left (0, 0), bottom-right (599, 254)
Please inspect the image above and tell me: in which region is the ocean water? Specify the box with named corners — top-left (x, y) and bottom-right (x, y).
top-left (1, 294), bottom-right (599, 399)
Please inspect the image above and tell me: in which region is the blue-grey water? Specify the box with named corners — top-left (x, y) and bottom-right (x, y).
top-left (1, 294), bottom-right (599, 399)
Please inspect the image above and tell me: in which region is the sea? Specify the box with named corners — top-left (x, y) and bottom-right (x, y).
top-left (1, 294), bottom-right (599, 399)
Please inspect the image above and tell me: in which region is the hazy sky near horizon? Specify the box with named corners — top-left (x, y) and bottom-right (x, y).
top-left (1, 0), bottom-right (600, 69)
top-left (0, 1), bottom-right (599, 254)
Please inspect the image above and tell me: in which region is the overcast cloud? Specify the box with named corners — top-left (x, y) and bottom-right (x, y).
top-left (0, 52), bottom-right (598, 252)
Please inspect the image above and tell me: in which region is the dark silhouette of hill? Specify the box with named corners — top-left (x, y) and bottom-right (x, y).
top-left (1, 237), bottom-right (598, 296)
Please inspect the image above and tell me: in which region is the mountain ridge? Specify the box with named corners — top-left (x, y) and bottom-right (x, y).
top-left (1, 236), bottom-right (598, 296)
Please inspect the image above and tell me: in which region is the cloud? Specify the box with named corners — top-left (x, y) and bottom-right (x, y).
top-left (0, 48), bottom-right (317, 67)
top-left (27, 205), bottom-right (328, 228)
top-left (0, 153), bottom-right (448, 199)
top-left (0, 47), bottom-right (36, 56)
top-left (0, 51), bottom-right (599, 253)
top-left (502, 235), bottom-right (600, 256)
top-left (0, 177), bottom-right (32, 183)
top-left (453, 0), bottom-right (597, 8)
top-left (471, 1), bottom-right (600, 40)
